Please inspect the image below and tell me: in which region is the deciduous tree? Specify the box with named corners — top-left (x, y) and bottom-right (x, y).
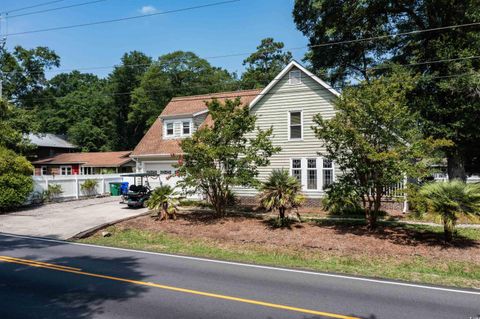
top-left (313, 70), bottom-right (447, 229)
top-left (177, 98), bottom-right (280, 216)
top-left (293, 0), bottom-right (480, 179)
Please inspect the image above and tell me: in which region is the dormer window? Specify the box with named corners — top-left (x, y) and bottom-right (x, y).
top-left (289, 70), bottom-right (301, 85)
top-left (166, 122), bottom-right (174, 136)
top-left (164, 118), bottom-right (193, 139)
top-left (182, 121), bottom-right (191, 136)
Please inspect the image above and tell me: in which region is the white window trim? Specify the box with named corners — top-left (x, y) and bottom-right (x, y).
top-left (164, 121), bottom-right (175, 138)
top-left (41, 166), bottom-right (48, 176)
top-left (306, 158), bottom-right (319, 190)
top-left (164, 118), bottom-right (193, 139)
top-left (289, 70), bottom-right (302, 85)
top-left (321, 158), bottom-right (335, 190)
top-left (181, 120), bottom-right (193, 137)
top-left (60, 165), bottom-right (72, 176)
top-left (288, 110), bottom-right (303, 141)
top-left (290, 158), bottom-right (303, 188)
top-left (289, 157), bottom-right (335, 192)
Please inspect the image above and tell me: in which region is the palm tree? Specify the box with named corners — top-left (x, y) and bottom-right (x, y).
top-left (259, 169), bottom-right (305, 224)
top-left (420, 181), bottom-right (480, 242)
top-left (146, 185), bottom-right (179, 221)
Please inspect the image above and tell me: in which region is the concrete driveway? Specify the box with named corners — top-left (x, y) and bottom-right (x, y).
top-left (0, 197), bottom-right (147, 239)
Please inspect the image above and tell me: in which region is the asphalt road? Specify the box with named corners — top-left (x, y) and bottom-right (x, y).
top-left (0, 233), bottom-right (478, 319)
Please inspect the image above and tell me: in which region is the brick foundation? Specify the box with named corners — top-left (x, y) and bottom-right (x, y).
top-left (236, 196), bottom-right (405, 213)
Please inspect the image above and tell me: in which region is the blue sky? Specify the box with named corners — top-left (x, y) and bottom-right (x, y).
top-left (1, 0), bottom-right (308, 78)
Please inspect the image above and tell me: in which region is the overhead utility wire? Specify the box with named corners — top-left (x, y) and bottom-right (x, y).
top-left (293, 21), bottom-right (480, 50)
top-left (6, 54), bottom-right (480, 77)
top-left (5, 0), bottom-right (241, 36)
top-left (11, 71), bottom-right (479, 105)
top-left (7, 0), bottom-right (107, 19)
top-left (1, 0), bottom-right (66, 14)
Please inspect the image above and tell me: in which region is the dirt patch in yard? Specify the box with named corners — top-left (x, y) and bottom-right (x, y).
top-left (113, 209), bottom-right (480, 264)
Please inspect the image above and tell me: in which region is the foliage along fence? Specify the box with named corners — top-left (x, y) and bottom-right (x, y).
top-left (32, 174), bottom-right (127, 200)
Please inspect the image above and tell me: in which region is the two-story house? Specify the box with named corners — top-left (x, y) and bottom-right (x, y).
top-left (130, 61), bottom-right (339, 203)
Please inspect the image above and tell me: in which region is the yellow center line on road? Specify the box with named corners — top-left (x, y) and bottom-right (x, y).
top-left (0, 256), bottom-right (359, 319)
top-left (0, 256), bottom-right (81, 271)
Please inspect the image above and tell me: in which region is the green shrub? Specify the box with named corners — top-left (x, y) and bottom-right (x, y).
top-left (44, 184), bottom-right (63, 202)
top-left (322, 182), bottom-right (363, 216)
top-left (405, 183), bottom-right (429, 219)
top-left (259, 169), bottom-right (305, 224)
top-left (0, 147), bottom-right (33, 211)
top-left (147, 185), bottom-right (179, 220)
top-left (420, 181), bottom-right (480, 242)
top-left (81, 179), bottom-right (98, 196)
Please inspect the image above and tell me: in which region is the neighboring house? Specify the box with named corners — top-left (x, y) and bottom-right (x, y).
top-left (32, 151), bottom-right (135, 176)
top-left (27, 133), bottom-right (78, 160)
top-left (131, 61), bottom-right (340, 203)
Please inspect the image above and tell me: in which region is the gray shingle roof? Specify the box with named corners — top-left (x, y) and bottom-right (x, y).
top-left (27, 133), bottom-right (77, 149)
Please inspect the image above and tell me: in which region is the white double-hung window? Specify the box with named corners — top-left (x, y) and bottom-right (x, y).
top-left (307, 159), bottom-right (318, 190)
top-left (165, 122), bottom-right (174, 137)
top-left (289, 111), bottom-right (302, 140)
top-left (291, 159), bottom-right (302, 183)
top-left (322, 159), bottom-right (334, 187)
top-left (289, 158), bottom-right (334, 191)
top-left (60, 166), bottom-right (72, 175)
top-left (182, 121), bottom-right (191, 136)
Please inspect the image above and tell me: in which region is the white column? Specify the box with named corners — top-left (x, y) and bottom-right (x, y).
top-left (75, 175), bottom-right (79, 199)
top-left (402, 174), bottom-right (408, 214)
top-left (101, 178), bottom-right (105, 194)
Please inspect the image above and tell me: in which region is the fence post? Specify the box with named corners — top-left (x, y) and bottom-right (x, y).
top-left (402, 175), bottom-right (408, 214)
top-left (101, 177), bottom-right (105, 194)
top-left (75, 175), bottom-right (79, 199)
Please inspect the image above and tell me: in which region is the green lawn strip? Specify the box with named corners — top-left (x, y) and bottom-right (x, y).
top-left (79, 227), bottom-right (480, 289)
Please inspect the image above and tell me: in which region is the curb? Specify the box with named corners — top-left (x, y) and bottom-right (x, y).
top-left (69, 210), bottom-right (151, 240)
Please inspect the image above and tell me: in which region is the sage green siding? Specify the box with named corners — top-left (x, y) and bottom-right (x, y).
top-left (235, 66), bottom-right (338, 199)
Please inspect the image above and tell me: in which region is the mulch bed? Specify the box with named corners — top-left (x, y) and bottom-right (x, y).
top-left (114, 209), bottom-right (480, 264)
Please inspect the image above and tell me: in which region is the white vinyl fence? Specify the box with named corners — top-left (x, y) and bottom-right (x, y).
top-left (31, 174), bottom-right (201, 200)
top-left (32, 174), bottom-right (125, 199)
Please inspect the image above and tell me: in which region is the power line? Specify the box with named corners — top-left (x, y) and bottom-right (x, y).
top-left (7, 0), bottom-right (107, 19)
top-left (294, 21), bottom-right (480, 50)
top-left (370, 56), bottom-right (480, 70)
top-left (5, 0), bottom-right (241, 36)
top-left (3, 54), bottom-right (478, 78)
top-left (1, 0), bottom-right (66, 14)
top-left (10, 70), bottom-right (480, 105)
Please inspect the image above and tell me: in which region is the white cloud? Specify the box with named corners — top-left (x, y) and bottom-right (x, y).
top-left (139, 5), bottom-right (158, 15)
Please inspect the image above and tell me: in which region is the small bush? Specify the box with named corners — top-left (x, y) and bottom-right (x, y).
top-left (44, 184), bottom-right (63, 202)
top-left (0, 147), bottom-right (34, 211)
top-left (405, 183), bottom-right (429, 219)
top-left (81, 179), bottom-right (98, 196)
top-left (322, 182), bottom-right (363, 216)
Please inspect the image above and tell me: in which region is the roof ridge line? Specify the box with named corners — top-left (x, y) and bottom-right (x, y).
top-left (171, 88), bottom-right (263, 101)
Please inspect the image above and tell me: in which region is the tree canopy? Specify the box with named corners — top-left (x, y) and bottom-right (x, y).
top-left (313, 69), bottom-right (447, 229)
top-left (293, 0), bottom-right (480, 179)
top-left (241, 38), bottom-right (292, 88)
top-left (177, 98), bottom-right (280, 216)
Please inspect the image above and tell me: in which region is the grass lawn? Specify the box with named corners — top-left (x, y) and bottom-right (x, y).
top-left (79, 212), bottom-right (480, 289)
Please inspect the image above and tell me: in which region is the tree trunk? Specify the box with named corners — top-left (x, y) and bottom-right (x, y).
top-left (443, 218), bottom-right (453, 243)
top-left (279, 207), bottom-right (286, 220)
top-left (447, 149), bottom-right (467, 181)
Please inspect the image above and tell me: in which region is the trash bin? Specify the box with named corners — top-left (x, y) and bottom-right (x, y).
top-left (120, 182), bottom-right (129, 195)
top-left (109, 182), bottom-right (121, 196)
